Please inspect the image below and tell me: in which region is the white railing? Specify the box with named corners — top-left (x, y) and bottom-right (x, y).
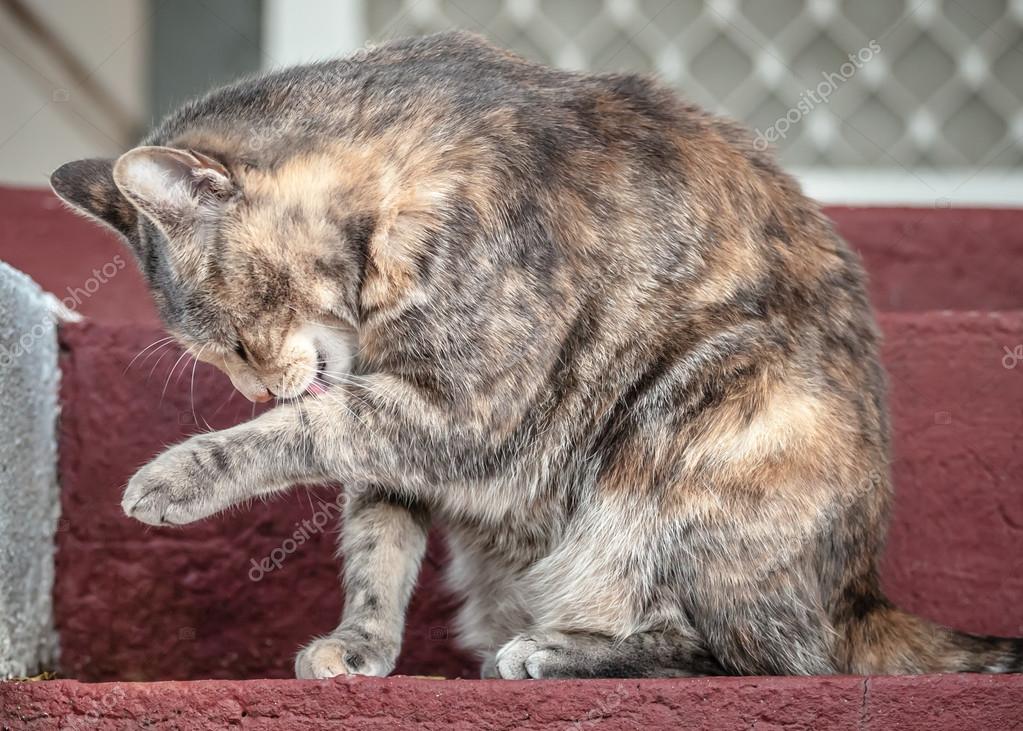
top-left (263, 0), bottom-right (1023, 205)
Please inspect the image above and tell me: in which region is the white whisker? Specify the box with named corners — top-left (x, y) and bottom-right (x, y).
top-left (162, 349), bottom-right (192, 401)
top-left (189, 344), bottom-right (208, 434)
top-left (123, 336), bottom-right (175, 374)
top-left (207, 386), bottom-right (239, 423)
top-left (146, 346), bottom-right (175, 382)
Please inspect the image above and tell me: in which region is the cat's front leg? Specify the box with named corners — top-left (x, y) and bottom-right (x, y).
top-left (296, 488), bottom-right (429, 678)
top-left (122, 404), bottom-right (324, 526)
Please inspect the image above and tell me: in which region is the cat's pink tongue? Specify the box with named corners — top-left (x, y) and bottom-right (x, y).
top-left (306, 382), bottom-right (327, 396)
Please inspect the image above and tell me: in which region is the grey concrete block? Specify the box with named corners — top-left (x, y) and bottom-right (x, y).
top-left (0, 262), bottom-right (61, 678)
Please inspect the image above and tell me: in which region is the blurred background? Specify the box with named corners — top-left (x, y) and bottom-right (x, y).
top-left (1, 0), bottom-right (1020, 203)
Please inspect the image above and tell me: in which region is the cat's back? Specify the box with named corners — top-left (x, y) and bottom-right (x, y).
top-left (145, 30), bottom-right (874, 352)
top-left (146, 32), bottom-right (595, 146)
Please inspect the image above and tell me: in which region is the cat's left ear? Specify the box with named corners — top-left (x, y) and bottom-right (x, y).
top-left (50, 158), bottom-right (138, 241)
top-left (112, 146), bottom-right (234, 237)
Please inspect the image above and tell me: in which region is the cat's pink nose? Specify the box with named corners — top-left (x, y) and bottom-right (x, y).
top-left (250, 389), bottom-right (272, 403)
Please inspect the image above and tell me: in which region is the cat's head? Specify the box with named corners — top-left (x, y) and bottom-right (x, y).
top-left (50, 146), bottom-right (366, 402)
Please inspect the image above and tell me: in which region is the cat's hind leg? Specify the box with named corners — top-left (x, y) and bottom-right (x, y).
top-left (295, 487), bottom-right (429, 678)
top-left (494, 629), bottom-right (725, 679)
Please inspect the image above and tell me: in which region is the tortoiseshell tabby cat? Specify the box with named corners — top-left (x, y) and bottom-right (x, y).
top-left (52, 32), bottom-right (1021, 679)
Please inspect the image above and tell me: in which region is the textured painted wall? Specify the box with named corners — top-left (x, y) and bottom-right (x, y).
top-left (46, 309), bottom-right (1023, 681)
top-left (0, 0), bottom-right (148, 186)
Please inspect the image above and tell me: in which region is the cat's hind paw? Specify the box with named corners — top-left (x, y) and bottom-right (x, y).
top-left (495, 633), bottom-right (591, 679)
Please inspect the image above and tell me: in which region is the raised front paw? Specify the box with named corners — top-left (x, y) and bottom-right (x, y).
top-left (121, 441), bottom-right (220, 526)
top-left (295, 633), bottom-right (396, 679)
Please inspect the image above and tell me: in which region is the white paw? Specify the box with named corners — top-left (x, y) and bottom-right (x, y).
top-left (495, 633), bottom-right (583, 679)
top-left (295, 636), bottom-right (393, 679)
top-left (495, 636), bottom-right (545, 679)
top-left (122, 445), bottom-right (214, 526)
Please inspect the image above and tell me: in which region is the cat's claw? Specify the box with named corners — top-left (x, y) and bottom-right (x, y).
top-left (122, 472), bottom-right (197, 526)
top-left (121, 443), bottom-right (214, 526)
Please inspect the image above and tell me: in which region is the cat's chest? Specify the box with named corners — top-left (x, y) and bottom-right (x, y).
top-left (436, 480), bottom-right (565, 564)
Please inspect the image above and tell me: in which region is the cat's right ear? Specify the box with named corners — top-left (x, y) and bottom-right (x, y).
top-left (111, 146), bottom-right (233, 239)
top-left (50, 158), bottom-right (138, 241)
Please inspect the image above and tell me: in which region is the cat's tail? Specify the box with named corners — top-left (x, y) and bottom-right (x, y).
top-left (842, 597), bottom-right (1023, 674)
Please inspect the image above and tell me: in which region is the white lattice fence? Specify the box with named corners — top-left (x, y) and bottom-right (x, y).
top-left (364, 0), bottom-right (1023, 172)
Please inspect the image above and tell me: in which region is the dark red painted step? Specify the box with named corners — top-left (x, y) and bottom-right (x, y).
top-left (53, 314), bottom-right (1023, 682)
top-left (3, 674), bottom-right (1023, 730)
top-left (3, 186), bottom-right (1023, 318)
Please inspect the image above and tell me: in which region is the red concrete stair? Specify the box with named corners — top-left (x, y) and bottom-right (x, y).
top-left (1, 187), bottom-right (1022, 729)
top-left (4, 675), bottom-right (1023, 730)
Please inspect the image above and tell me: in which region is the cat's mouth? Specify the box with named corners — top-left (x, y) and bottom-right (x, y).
top-left (266, 353), bottom-right (330, 403)
top-left (305, 353), bottom-right (330, 397)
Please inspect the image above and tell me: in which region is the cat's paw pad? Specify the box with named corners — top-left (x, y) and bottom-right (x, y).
top-left (295, 635), bottom-right (393, 679)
